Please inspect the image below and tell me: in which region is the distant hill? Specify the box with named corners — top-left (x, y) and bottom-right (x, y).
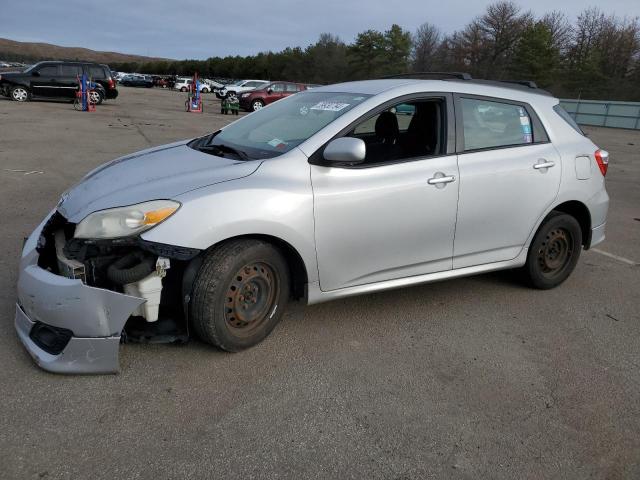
top-left (0, 38), bottom-right (171, 65)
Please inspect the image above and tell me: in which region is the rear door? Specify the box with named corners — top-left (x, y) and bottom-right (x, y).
top-left (452, 94), bottom-right (561, 268)
top-left (59, 64), bottom-right (83, 98)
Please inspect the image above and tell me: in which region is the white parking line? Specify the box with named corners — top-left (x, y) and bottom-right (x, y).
top-left (591, 248), bottom-right (637, 266)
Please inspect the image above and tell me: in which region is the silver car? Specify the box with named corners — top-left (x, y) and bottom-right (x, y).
top-left (15, 78), bottom-right (609, 373)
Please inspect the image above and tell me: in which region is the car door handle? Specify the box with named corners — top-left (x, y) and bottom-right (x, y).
top-left (427, 175), bottom-right (456, 185)
top-left (533, 160), bottom-right (555, 169)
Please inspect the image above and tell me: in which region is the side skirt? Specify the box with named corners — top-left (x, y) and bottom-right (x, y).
top-left (306, 249), bottom-right (528, 305)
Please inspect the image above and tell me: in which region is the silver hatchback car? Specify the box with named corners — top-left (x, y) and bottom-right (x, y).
top-left (16, 77), bottom-right (609, 373)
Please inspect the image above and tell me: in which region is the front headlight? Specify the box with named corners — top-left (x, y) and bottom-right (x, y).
top-left (74, 200), bottom-right (180, 239)
top-left (241, 93), bottom-right (250, 98)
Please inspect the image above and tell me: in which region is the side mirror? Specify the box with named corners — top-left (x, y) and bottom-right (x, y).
top-left (31, 71), bottom-right (40, 77)
top-left (323, 137), bottom-right (366, 165)
top-left (267, 88), bottom-right (273, 94)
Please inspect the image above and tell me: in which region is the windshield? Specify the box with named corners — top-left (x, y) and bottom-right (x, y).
top-left (196, 91), bottom-right (371, 160)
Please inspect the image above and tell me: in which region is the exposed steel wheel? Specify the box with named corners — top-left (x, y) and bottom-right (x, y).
top-left (224, 262), bottom-right (279, 337)
top-left (523, 212), bottom-right (582, 289)
top-left (537, 228), bottom-right (573, 278)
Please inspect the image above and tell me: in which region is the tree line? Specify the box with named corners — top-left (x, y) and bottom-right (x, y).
top-left (111, 2), bottom-right (640, 100)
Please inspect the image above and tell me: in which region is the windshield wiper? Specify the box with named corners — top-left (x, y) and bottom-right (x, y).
top-left (198, 143), bottom-right (250, 160)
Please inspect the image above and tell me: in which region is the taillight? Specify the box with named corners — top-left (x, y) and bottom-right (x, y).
top-left (108, 78), bottom-right (115, 89)
top-left (595, 149), bottom-right (609, 176)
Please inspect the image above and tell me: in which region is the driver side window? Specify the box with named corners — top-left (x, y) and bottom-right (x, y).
top-left (348, 98), bottom-right (445, 165)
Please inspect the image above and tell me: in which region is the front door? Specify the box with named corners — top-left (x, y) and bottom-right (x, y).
top-left (265, 83), bottom-right (286, 104)
top-left (453, 95), bottom-right (561, 268)
top-left (30, 64), bottom-right (59, 97)
top-left (311, 96), bottom-right (459, 291)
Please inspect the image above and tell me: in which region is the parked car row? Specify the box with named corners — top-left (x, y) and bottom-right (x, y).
top-left (119, 74), bottom-right (154, 88)
top-left (0, 61), bottom-right (317, 113)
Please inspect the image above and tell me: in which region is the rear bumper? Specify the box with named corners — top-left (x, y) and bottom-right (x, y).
top-left (589, 223), bottom-right (606, 248)
top-left (15, 211), bottom-right (144, 374)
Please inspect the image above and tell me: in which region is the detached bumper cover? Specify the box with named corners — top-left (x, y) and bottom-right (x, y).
top-left (15, 211), bottom-right (144, 374)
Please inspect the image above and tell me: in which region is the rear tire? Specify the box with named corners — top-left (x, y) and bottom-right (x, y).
top-left (89, 90), bottom-right (103, 105)
top-left (522, 212), bottom-right (582, 289)
top-left (190, 240), bottom-right (290, 352)
top-left (10, 86), bottom-right (29, 102)
top-left (180, 87), bottom-right (187, 92)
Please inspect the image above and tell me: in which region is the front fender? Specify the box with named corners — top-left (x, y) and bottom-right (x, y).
top-left (141, 150), bottom-right (318, 284)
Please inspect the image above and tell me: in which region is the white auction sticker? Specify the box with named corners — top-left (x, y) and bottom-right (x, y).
top-left (310, 102), bottom-right (350, 112)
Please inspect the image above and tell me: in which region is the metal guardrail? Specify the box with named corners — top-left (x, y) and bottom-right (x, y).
top-left (560, 99), bottom-right (640, 130)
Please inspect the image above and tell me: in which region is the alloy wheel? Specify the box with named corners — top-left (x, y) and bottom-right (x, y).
top-left (12, 88), bottom-right (28, 101)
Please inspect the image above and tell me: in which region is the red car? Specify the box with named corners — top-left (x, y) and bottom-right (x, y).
top-left (239, 81), bottom-right (307, 111)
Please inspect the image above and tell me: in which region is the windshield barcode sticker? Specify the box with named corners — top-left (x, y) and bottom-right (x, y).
top-left (310, 102), bottom-right (350, 112)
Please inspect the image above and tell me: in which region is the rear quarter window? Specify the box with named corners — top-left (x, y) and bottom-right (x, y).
top-left (553, 105), bottom-right (584, 135)
top-left (88, 66), bottom-right (107, 79)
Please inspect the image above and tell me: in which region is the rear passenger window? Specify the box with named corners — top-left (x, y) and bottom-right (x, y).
top-left (461, 98), bottom-right (534, 151)
top-left (37, 66), bottom-right (58, 76)
top-left (285, 84), bottom-right (298, 92)
top-left (88, 66), bottom-right (106, 79)
top-left (61, 65), bottom-right (83, 77)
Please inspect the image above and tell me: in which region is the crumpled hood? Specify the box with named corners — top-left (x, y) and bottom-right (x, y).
top-left (58, 140), bottom-right (261, 222)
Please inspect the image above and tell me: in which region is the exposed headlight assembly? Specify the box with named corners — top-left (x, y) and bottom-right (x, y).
top-left (74, 200), bottom-right (180, 239)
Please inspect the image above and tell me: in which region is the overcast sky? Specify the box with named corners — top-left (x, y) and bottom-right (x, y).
top-left (2, 0), bottom-right (638, 59)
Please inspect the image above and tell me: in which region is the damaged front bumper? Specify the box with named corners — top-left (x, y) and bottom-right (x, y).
top-left (15, 211), bottom-right (145, 374)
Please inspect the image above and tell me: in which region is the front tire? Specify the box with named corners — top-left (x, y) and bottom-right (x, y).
top-left (191, 240), bottom-right (290, 352)
top-left (523, 212), bottom-right (582, 289)
top-left (252, 99), bottom-right (264, 111)
top-left (10, 86), bottom-right (29, 102)
top-left (180, 87), bottom-right (188, 92)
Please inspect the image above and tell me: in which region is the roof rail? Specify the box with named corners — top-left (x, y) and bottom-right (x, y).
top-left (381, 72), bottom-right (473, 81)
top-left (499, 80), bottom-right (539, 89)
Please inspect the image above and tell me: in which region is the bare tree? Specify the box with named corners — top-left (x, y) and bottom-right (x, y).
top-left (477, 1), bottom-right (533, 77)
top-left (412, 22), bottom-right (441, 71)
top-left (540, 11), bottom-right (572, 53)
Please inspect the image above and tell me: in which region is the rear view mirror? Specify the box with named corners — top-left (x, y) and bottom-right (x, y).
top-left (323, 137), bottom-right (366, 165)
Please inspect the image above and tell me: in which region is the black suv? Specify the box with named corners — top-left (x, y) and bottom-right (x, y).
top-left (0, 61), bottom-right (118, 104)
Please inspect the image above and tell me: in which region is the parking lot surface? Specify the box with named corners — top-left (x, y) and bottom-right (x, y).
top-left (1, 87), bottom-right (639, 479)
